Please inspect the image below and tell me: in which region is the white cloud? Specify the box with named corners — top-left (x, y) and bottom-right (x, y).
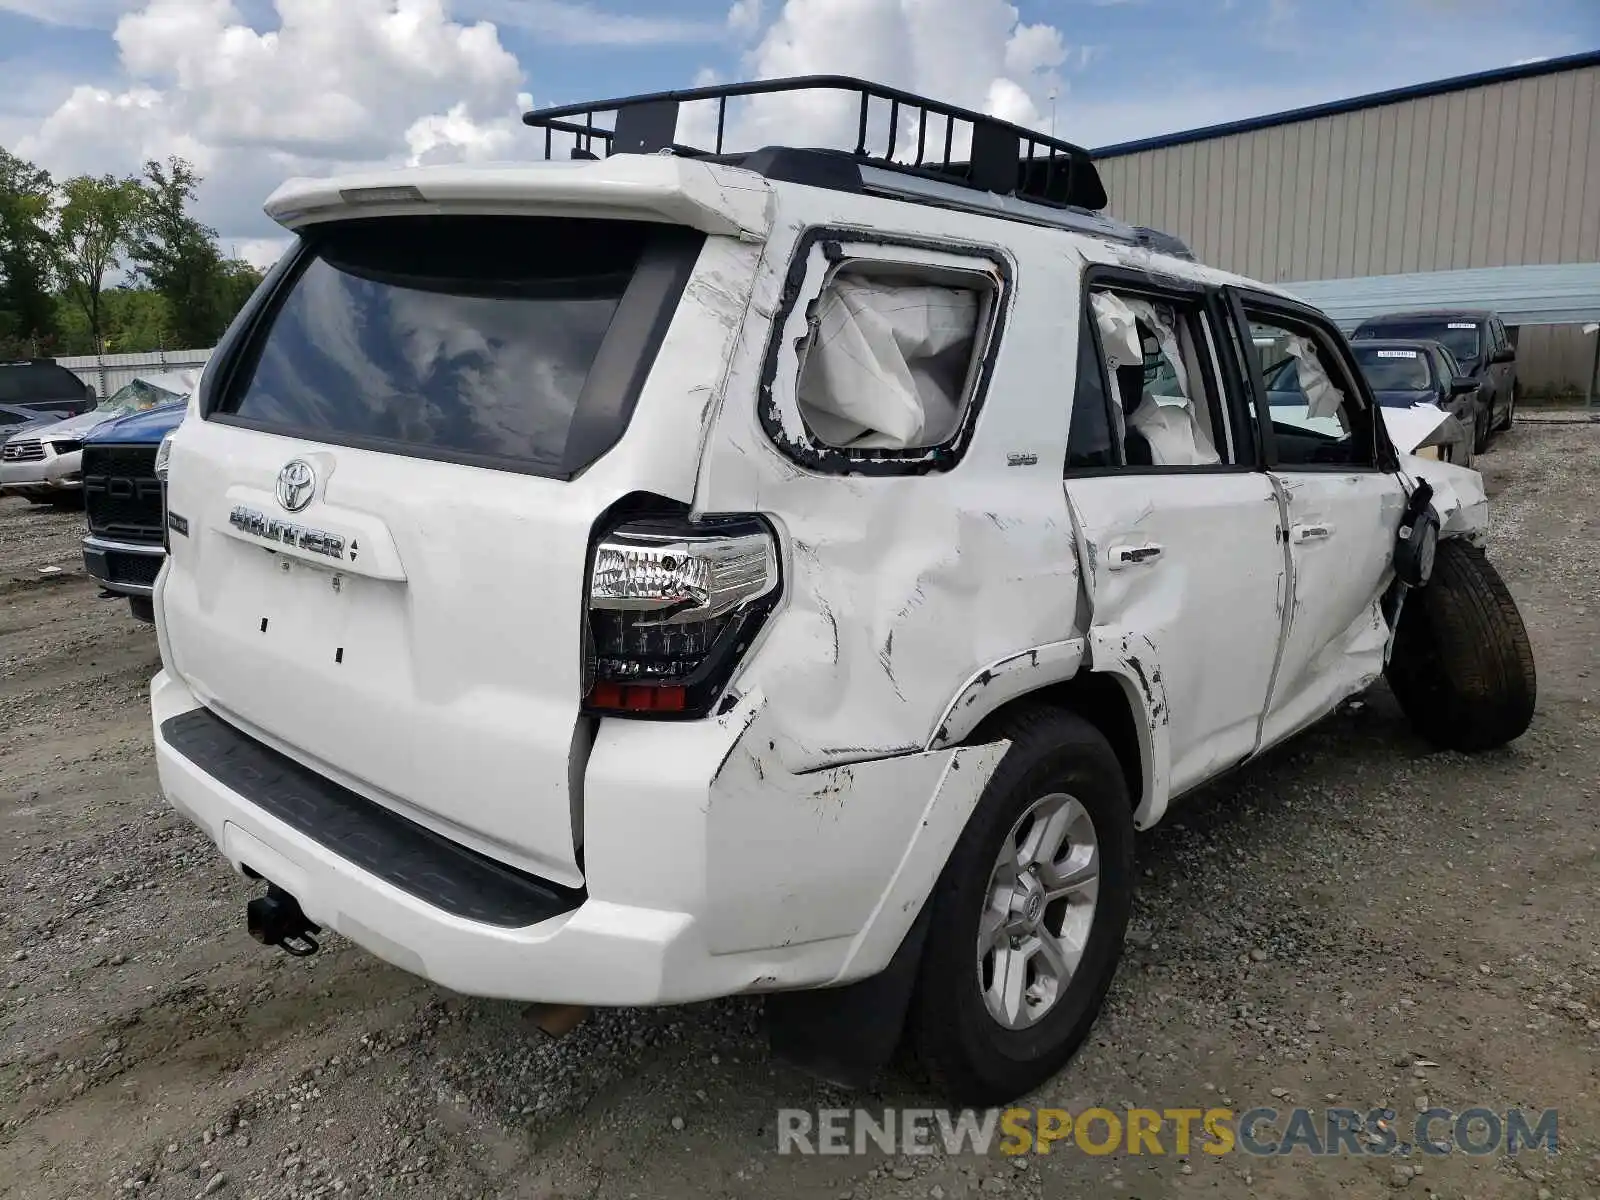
top-left (405, 91), bottom-right (535, 166)
top-left (1004, 22), bottom-right (1067, 77)
top-left (228, 236), bottom-right (293, 270)
top-left (726, 0), bottom-right (762, 36)
top-left (0, 0), bottom-right (140, 28)
top-left (715, 0), bottom-right (1075, 157)
top-left (16, 0), bottom-right (527, 246)
top-left (456, 0), bottom-right (721, 46)
top-left (105, 0), bottom-right (521, 158)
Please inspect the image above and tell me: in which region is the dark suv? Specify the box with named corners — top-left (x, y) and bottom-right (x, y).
top-left (1351, 310), bottom-right (1517, 451)
top-left (0, 359), bottom-right (94, 418)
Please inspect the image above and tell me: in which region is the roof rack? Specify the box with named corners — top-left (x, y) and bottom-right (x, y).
top-left (522, 75), bottom-right (1109, 213)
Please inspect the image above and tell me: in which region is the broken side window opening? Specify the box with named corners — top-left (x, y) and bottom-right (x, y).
top-left (795, 261), bottom-right (996, 452)
top-left (1254, 323), bottom-right (1352, 433)
top-left (1087, 290), bottom-right (1222, 468)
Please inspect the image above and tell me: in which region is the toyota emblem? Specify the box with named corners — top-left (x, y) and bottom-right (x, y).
top-left (276, 460), bottom-right (316, 512)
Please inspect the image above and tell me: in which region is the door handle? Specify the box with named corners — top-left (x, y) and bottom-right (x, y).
top-left (1291, 523), bottom-right (1332, 543)
top-left (1108, 543), bottom-right (1164, 569)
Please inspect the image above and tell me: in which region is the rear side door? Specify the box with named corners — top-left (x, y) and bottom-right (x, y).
top-left (1489, 317), bottom-right (1516, 422)
top-left (1064, 268), bottom-right (1288, 799)
top-left (1228, 290), bottom-right (1407, 752)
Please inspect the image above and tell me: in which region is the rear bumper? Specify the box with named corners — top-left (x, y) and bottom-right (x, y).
top-left (83, 535), bottom-right (165, 597)
top-left (150, 669), bottom-right (1002, 1005)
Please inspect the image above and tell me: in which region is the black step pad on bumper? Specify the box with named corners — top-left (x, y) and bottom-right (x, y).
top-left (161, 708), bottom-right (585, 928)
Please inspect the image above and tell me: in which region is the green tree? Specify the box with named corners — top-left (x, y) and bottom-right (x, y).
top-left (214, 256), bottom-right (265, 324)
top-left (0, 147), bottom-right (59, 356)
top-left (55, 172), bottom-right (145, 350)
top-left (53, 288), bottom-right (172, 356)
top-left (129, 157), bottom-right (229, 347)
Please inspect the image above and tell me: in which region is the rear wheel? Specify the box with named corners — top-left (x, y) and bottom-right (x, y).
top-left (1497, 383), bottom-right (1519, 432)
top-left (1385, 539), bottom-right (1536, 751)
top-left (907, 709), bottom-right (1135, 1105)
top-left (1472, 403), bottom-right (1490, 455)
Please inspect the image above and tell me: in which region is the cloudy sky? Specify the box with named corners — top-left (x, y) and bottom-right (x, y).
top-left (1, 0), bottom-right (1595, 268)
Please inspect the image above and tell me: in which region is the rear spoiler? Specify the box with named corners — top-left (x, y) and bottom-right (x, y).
top-left (263, 156), bottom-right (774, 241)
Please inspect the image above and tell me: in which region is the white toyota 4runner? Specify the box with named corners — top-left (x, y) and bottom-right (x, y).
top-left (149, 79), bottom-right (1535, 1104)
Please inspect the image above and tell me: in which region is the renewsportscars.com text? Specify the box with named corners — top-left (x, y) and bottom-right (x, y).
top-left (776, 1106), bottom-right (1559, 1158)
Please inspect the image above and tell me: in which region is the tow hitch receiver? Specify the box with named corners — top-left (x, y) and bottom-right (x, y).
top-left (247, 886), bottom-right (322, 957)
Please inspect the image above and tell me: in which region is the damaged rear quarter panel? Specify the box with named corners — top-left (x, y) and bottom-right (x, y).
top-left (693, 192), bottom-right (1086, 775)
top-left (702, 713), bottom-right (1005, 960)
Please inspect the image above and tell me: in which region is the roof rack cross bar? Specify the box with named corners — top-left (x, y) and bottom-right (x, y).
top-left (522, 75), bottom-right (1109, 212)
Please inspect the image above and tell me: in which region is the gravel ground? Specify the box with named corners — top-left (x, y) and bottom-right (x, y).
top-left (3, 423), bottom-right (1598, 1200)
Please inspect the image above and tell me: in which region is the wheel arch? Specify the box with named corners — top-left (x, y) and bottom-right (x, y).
top-left (931, 639), bottom-right (1170, 830)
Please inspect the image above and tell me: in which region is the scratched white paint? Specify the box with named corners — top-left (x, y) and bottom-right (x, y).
top-left (150, 152), bottom-right (1526, 1012)
top-left (695, 188), bottom-right (1090, 777)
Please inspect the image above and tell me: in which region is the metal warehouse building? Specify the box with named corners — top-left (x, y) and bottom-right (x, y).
top-left (1093, 50), bottom-right (1600, 395)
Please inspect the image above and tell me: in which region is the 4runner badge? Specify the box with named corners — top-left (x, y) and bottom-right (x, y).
top-left (276, 460), bottom-right (316, 512)
top-left (229, 506), bottom-right (347, 562)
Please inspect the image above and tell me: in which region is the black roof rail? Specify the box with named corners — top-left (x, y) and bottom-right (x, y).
top-left (522, 75), bottom-right (1109, 212)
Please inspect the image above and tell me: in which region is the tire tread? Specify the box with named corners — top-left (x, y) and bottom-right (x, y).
top-left (1386, 540), bottom-right (1535, 751)
top-left (907, 706), bottom-right (1134, 1104)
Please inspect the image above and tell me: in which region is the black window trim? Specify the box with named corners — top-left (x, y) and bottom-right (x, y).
top-left (1224, 285), bottom-right (1399, 475)
top-left (1065, 264), bottom-right (1257, 479)
top-left (757, 226), bottom-right (1013, 477)
top-left (201, 218), bottom-right (707, 482)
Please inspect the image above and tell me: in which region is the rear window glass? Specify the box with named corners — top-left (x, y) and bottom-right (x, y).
top-left (0, 363), bottom-right (88, 403)
top-left (1353, 345), bottom-right (1433, 391)
top-left (217, 216), bottom-right (658, 471)
top-left (1356, 320), bottom-right (1479, 365)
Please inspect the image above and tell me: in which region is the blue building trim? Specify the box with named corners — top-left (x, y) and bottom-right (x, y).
top-left (1092, 49), bottom-right (1600, 160)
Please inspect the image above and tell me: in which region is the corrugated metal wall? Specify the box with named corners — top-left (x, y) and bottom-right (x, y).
top-left (54, 349), bottom-right (212, 398)
top-left (1096, 64), bottom-right (1600, 391)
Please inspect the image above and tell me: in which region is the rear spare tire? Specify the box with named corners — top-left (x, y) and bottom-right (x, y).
top-left (907, 709), bottom-right (1135, 1105)
top-left (1386, 539), bottom-right (1535, 751)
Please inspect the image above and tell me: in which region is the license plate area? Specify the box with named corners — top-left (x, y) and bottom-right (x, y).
top-left (239, 547), bottom-right (379, 670)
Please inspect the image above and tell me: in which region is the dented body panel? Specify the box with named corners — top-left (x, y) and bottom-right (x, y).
top-left (150, 148), bottom-right (1515, 1014)
top-left (694, 188), bottom-right (1086, 775)
top-left (1065, 473), bottom-right (1287, 820)
top-left (1255, 471), bottom-right (1403, 753)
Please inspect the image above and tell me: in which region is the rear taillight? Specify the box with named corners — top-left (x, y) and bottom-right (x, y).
top-left (584, 514), bottom-right (780, 719)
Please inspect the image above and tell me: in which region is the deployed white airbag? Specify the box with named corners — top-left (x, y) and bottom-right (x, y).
top-left (1090, 291), bottom-right (1218, 467)
top-left (1090, 291), bottom-right (1143, 372)
top-left (1285, 335), bottom-right (1344, 420)
top-left (797, 277), bottom-right (979, 449)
